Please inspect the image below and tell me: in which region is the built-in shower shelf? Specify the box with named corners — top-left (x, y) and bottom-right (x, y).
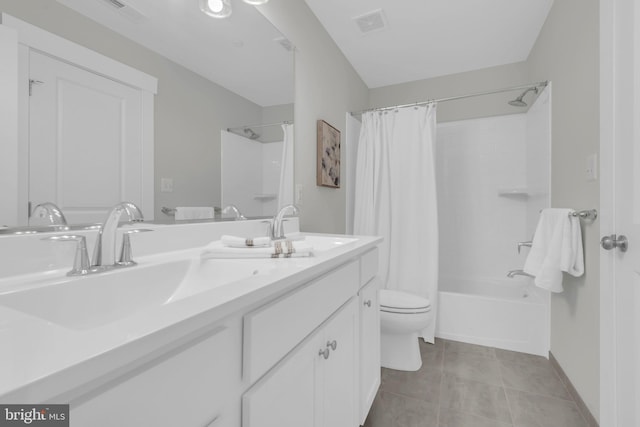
top-left (253, 194), bottom-right (277, 200)
top-left (497, 188), bottom-right (530, 198)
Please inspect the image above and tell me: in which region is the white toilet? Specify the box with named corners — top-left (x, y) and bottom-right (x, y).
top-left (379, 289), bottom-right (432, 371)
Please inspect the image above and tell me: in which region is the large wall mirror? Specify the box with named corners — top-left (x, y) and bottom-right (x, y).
top-left (0, 0), bottom-right (293, 228)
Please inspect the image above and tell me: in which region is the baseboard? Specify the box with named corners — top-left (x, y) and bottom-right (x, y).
top-left (549, 351), bottom-right (599, 427)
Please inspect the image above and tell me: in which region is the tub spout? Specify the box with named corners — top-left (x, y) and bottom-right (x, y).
top-left (507, 269), bottom-right (535, 279)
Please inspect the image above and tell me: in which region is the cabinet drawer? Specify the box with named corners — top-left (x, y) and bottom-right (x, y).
top-left (243, 260), bottom-right (359, 384)
top-left (71, 319), bottom-right (242, 427)
top-left (360, 248), bottom-right (378, 288)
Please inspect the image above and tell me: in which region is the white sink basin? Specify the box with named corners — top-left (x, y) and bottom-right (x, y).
top-left (169, 258), bottom-right (277, 301)
top-left (303, 235), bottom-right (359, 252)
top-left (0, 260), bottom-right (191, 330)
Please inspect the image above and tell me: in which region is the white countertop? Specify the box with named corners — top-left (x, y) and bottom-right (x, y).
top-left (0, 230), bottom-right (381, 403)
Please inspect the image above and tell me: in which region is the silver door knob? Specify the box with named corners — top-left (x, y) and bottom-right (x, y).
top-left (327, 340), bottom-right (337, 351)
top-left (364, 299), bottom-right (372, 307)
top-left (318, 348), bottom-right (330, 359)
top-left (601, 234), bottom-right (628, 252)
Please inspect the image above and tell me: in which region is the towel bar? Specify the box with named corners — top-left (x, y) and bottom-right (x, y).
top-left (161, 207), bottom-right (176, 217)
top-left (570, 209), bottom-right (597, 220)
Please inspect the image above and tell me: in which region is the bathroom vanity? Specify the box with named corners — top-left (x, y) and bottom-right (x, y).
top-left (0, 220), bottom-right (381, 427)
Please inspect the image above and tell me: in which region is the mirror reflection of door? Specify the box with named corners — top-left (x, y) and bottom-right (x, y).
top-left (29, 50), bottom-right (145, 224)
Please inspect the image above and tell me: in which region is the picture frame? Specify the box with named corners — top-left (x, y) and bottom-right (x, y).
top-left (316, 120), bottom-right (341, 188)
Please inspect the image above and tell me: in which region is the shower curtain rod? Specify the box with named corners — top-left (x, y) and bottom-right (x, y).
top-left (227, 120), bottom-right (293, 132)
top-left (350, 81), bottom-right (549, 116)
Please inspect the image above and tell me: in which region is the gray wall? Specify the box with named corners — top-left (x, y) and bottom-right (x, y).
top-left (0, 0), bottom-right (266, 220)
top-left (527, 0), bottom-right (600, 420)
top-left (260, 0), bottom-right (370, 234)
top-left (368, 0), bottom-right (601, 420)
top-left (370, 61), bottom-right (531, 123)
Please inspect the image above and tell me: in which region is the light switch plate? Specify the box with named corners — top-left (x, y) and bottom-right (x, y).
top-left (160, 178), bottom-right (173, 192)
top-left (586, 153), bottom-right (598, 181)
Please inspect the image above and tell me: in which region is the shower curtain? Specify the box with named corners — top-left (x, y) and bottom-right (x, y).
top-left (277, 123), bottom-right (294, 209)
top-left (353, 104), bottom-right (439, 343)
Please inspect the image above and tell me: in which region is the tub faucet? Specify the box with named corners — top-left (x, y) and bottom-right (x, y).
top-left (507, 269), bottom-right (535, 278)
top-left (92, 202), bottom-right (144, 267)
top-left (30, 202), bottom-right (67, 226)
top-left (271, 204), bottom-right (299, 240)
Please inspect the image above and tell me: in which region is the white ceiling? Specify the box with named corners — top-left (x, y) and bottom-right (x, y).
top-left (304, 0), bottom-right (555, 88)
top-left (56, 0), bottom-right (294, 107)
top-left (55, 0), bottom-right (554, 106)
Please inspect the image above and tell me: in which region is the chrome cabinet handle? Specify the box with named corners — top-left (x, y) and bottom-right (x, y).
top-left (318, 347), bottom-right (330, 359)
top-left (363, 299), bottom-right (372, 307)
top-left (327, 340), bottom-right (337, 351)
top-left (601, 234), bottom-right (628, 252)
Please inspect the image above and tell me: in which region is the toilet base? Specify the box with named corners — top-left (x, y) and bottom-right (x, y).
top-left (380, 331), bottom-right (422, 371)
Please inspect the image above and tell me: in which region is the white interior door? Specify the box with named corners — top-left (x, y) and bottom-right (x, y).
top-left (601, 0), bottom-right (640, 425)
top-left (29, 50), bottom-right (144, 224)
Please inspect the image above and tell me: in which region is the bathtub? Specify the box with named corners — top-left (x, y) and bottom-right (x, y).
top-left (435, 277), bottom-right (549, 356)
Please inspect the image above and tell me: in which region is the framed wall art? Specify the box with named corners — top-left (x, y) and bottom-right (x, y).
top-left (316, 120), bottom-right (341, 188)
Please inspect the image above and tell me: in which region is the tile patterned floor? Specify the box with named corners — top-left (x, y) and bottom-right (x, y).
top-left (364, 339), bottom-right (590, 427)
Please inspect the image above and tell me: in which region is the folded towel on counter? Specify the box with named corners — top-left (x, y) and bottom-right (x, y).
top-left (221, 235), bottom-right (271, 248)
top-left (175, 207), bottom-right (215, 220)
top-left (202, 240), bottom-right (314, 259)
top-left (523, 208), bottom-right (584, 293)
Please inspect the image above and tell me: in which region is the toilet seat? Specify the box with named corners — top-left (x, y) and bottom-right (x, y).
top-left (379, 289), bottom-right (431, 314)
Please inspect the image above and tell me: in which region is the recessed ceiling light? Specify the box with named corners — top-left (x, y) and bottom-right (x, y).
top-left (243, 0), bottom-right (269, 5)
top-left (199, 0), bottom-right (232, 18)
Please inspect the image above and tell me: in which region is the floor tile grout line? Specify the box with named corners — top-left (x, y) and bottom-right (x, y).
top-left (502, 385), bottom-right (577, 403)
top-left (500, 362), bottom-right (517, 427)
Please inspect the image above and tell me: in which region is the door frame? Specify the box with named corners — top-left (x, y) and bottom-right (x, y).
top-left (0, 13), bottom-right (157, 224)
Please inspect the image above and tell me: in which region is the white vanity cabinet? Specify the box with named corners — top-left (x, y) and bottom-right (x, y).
top-left (242, 298), bottom-right (358, 427)
top-left (70, 317), bottom-right (242, 427)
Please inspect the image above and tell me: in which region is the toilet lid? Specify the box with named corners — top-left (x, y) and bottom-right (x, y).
top-left (379, 289), bottom-right (431, 313)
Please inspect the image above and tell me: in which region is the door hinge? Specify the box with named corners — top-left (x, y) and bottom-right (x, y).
top-left (29, 79), bottom-right (43, 96)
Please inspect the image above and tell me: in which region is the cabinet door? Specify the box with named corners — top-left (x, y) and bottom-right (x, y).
top-left (321, 298), bottom-right (358, 427)
top-left (359, 278), bottom-right (381, 425)
top-left (243, 332), bottom-right (322, 427)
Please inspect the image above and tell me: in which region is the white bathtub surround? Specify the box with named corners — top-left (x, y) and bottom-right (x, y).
top-left (523, 208), bottom-right (584, 293)
top-left (435, 87), bottom-right (551, 357)
top-left (354, 104), bottom-right (439, 343)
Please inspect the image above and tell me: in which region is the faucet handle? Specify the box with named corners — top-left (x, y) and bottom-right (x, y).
top-left (43, 235), bottom-right (91, 276)
top-left (117, 229), bottom-right (153, 267)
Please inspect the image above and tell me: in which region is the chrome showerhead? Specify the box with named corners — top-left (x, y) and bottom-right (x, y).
top-left (508, 86), bottom-right (539, 107)
top-left (243, 128), bottom-right (260, 140)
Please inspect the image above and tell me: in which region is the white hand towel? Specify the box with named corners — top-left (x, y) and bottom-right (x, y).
top-left (523, 208), bottom-right (584, 292)
top-left (221, 235), bottom-right (271, 248)
top-left (175, 207), bottom-right (215, 220)
top-left (202, 240), bottom-right (314, 259)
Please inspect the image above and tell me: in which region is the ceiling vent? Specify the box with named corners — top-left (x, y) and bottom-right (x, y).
top-left (353, 9), bottom-right (387, 34)
top-left (98, 0), bottom-right (146, 22)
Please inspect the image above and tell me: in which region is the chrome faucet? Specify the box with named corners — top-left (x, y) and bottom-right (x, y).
top-left (222, 204), bottom-right (247, 220)
top-left (92, 202), bottom-right (144, 267)
top-left (30, 202), bottom-right (67, 226)
top-left (271, 204), bottom-right (299, 240)
top-left (507, 269), bottom-right (535, 278)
